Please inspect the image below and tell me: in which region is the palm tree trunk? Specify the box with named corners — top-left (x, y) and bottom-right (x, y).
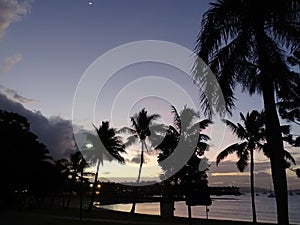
top-left (250, 149), bottom-right (257, 223)
top-left (262, 75), bottom-right (289, 225)
top-left (130, 140), bottom-right (145, 214)
top-left (88, 160), bottom-right (100, 211)
top-left (80, 170), bottom-right (83, 220)
top-left (137, 141), bottom-right (145, 183)
top-left (66, 171), bottom-right (77, 209)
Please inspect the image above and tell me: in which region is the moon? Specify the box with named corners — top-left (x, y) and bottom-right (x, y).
top-left (88, 2), bottom-right (93, 5)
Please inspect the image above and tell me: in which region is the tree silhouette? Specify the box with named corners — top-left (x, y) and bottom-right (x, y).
top-left (119, 108), bottom-right (160, 214)
top-left (217, 110), bottom-right (296, 223)
top-left (217, 111), bottom-right (265, 223)
top-left (83, 121), bottom-right (126, 211)
top-left (157, 105), bottom-right (212, 181)
top-left (50, 158), bottom-right (70, 208)
top-left (0, 110), bottom-right (52, 207)
top-left (66, 151), bottom-right (88, 209)
top-left (194, 1), bottom-right (300, 224)
top-left (156, 105), bottom-right (212, 207)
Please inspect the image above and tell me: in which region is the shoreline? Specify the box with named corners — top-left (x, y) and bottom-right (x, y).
top-left (96, 196), bottom-right (240, 206)
top-left (1, 206), bottom-right (277, 225)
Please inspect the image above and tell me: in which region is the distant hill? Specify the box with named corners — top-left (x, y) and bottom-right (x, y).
top-left (238, 187), bottom-right (269, 193)
top-left (239, 187), bottom-right (300, 194)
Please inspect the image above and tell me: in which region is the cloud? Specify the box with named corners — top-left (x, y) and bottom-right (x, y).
top-left (0, 0), bottom-right (31, 39)
top-left (0, 85), bottom-right (36, 103)
top-left (209, 160), bottom-right (273, 174)
top-left (126, 153), bottom-right (149, 164)
top-left (208, 160), bottom-right (300, 189)
top-left (101, 171), bottom-right (110, 175)
top-left (0, 89), bottom-right (76, 159)
top-left (0, 54), bottom-right (22, 73)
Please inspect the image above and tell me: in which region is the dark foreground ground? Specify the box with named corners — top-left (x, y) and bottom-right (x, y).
top-left (0, 207), bottom-right (277, 225)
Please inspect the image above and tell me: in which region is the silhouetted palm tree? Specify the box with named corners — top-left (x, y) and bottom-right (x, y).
top-left (156, 105), bottom-right (212, 211)
top-left (217, 111), bottom-right (265, 223)
top-left (66, 151), bottom-right (88, 209)
top-left (84, 121), bottom-right (126, 211)
top-left (119, 108), bottom-right (160, 214)
top-left (51, 158), bottom-right (70, 208)
top-left (217, 110), bottom-right (296, 223)
top-left (157, 105), bottom-right (212, 181)
top-left (194, 1), bottom-right (300, 224)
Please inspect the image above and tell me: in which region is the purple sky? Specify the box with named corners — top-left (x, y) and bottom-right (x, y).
top-left (0, 0), bottom-right (299, 188)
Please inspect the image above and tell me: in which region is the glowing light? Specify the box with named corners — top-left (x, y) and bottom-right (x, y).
top-left (85, 143), bottom-right (93, 148)
top-left (88, 2), bottom-right (93, 5)
top-left (89, 184), bottom-right (93, 188)
top-left (97, 184), bottom-right (101, 188)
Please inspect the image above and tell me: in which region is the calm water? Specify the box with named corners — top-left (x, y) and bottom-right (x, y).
top-left (96, 194), bottom-right (300, 224)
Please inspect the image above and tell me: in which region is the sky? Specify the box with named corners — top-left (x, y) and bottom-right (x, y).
top-left (0, 0), bottom-right (299, 189)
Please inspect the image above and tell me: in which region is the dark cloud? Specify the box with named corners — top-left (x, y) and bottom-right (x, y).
top-left (0, 91), bottom-right (76, 159)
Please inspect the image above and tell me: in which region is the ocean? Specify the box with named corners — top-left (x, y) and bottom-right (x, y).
top-left (96, 194), bottom-right (300, 224)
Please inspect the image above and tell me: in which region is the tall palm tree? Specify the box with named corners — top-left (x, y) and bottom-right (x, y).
top-left (83, 121), bottom-right (126, 211)
top-left (119, 108), bottom-right (160, 214)
top-left (194, 1), bottom-right (300, 224)
top-left (157, 105), bottom-right (212, 181)
top-left (66, 151), bottom-right (88, 209)
top-left (217, 110), bottom-right (296, 223)
top-left (156, 105), bottom-right (212, 210)
top-left (217, 110), bottom-right (265, 223)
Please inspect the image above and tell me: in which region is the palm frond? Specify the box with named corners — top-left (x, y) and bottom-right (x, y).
top-left (262, 143), bottom-right (270, 158)
top-left (236, 141), bottom-right (248, 159)
top-left (240, 112), bottom-right (246, 123)
top-left (124, 135), bottom-right (138, 147)
top-left (188, 119), bottom-right (213, 135)
top-left (283, 149), bottom-right (296, 165)
top-left (222, 119), bottom-right (238, 132)
top-left (179, 105), bottom-right (198, 133)
top-left (147, 114), bottom-right (160, 125)
top-left (130, 117), bottom-right (140, 133)
top-left (236, 150), bottom-right (249, 172)
top-left (216, 143), bottom-right (239, 165)
top-left (280, 125), bottom-right (290, 135)
top-left (171, 105), bottom-right (181, 131)
top-left (198, 133), bottom-right (210, 142)
top-left (222, 119), bottom-right (247, 140)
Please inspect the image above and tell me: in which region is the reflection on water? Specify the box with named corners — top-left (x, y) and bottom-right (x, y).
top-left (96, 194), bottom-right (300, 224)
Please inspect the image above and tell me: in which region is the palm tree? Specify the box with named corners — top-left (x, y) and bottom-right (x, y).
top-left (83, 121), bottom-right (126, 211)
top-left (66, 151), bottom-right (88, 209)
top-left (156, 105), bottom-right (212, 212)
top-left (157, 105), bottom-right (212, 181)
top-left (217, 110), bottom-right (296, 223)
top-left (217, 110), bottom-right (265, 223)
top-left (119, 108), bottom-right (160, 214)
top-left (194, 1), bottom-right (300, 224)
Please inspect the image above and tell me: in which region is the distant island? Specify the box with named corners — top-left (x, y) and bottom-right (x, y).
top-left (94, 181), bottom-right (242, 205)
